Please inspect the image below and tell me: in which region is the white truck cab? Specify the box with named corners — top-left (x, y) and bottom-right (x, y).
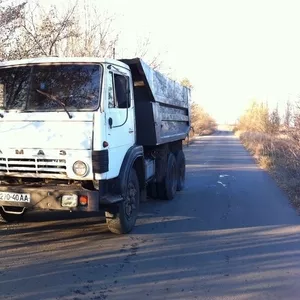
top-left (0, 57), bottom-right (190, 234)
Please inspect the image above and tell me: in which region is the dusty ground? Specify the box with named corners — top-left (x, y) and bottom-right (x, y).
top-left (1, 131), bottom-right (300, 300)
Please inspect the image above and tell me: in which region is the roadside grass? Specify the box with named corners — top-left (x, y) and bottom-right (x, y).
top-left (236, 130), bottom-right (300, 211)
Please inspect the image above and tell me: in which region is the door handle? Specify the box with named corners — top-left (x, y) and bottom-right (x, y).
top-left (108, 117), bottom-right (113, 128)
top-left (129, 128), bottom-right (134, 133)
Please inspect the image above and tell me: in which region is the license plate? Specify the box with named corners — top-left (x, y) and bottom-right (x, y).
top-left (0, 192), bottom-right (30, 203)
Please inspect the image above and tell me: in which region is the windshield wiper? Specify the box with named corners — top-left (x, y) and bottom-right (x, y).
top-left (36, 89), bottom-right (72, 119)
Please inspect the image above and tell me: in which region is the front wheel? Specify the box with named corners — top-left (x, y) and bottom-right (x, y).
top-left (105, 169), bottom-right (140, 234)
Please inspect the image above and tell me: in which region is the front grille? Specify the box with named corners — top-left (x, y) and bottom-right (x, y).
top-left (0, 157), bottom-right (67, 176)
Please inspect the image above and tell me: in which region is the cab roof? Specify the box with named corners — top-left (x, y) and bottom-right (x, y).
top-left (0, 56), bottom-right (130, 70)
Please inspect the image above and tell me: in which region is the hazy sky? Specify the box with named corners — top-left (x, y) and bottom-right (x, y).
top-left (41, 0), bottom-right (300, 123)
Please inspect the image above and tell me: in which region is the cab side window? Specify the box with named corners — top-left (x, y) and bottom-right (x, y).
top-left (107, 71), bottom-right (130, 109)
top-left (114, 74), bottom-right (130, 109)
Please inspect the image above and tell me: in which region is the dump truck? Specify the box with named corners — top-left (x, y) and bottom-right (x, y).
top-left (0, 57), bottom-right (191, 234)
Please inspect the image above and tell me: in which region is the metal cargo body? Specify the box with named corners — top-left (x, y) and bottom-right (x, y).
top-left (121, 58), bottom-right (191, 146)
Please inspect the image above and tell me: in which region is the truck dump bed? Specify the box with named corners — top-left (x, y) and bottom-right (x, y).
top-left (121, 58), bottom-right (191, 146)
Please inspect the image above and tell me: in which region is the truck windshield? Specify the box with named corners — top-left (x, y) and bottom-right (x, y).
top-left (0, 64), bottom-right (101, 111)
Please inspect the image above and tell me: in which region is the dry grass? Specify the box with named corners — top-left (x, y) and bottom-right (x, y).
top-left (237, 131), bottom-right (300, 210)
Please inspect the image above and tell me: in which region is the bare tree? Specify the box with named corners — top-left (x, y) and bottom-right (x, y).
top-left (132, 36), bottom-right (164, 70)
top-left (65, 4), bottom-right (119, 58)
top-left (17, 2), bottom-right (79, 58)
top-left (284, 99), bottom-right (292, 128)
top-left (1, 0), bottom-right (165, 75)
top-left (237, 100), bottom-right (271, 133)
top-left (0, 0), bottom-right (27, 60)
top-left (269, 105), bottom-right (281, 134)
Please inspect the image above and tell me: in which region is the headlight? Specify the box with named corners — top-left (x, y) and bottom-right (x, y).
top-left (73, 161), bottom-right (88, 177)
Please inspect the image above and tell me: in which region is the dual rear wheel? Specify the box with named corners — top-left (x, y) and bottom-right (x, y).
top-left (148, 149), bottom-right (186, 200)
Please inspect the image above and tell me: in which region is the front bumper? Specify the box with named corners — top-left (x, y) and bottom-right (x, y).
top-left (0, 184), bottom-right (123, 212)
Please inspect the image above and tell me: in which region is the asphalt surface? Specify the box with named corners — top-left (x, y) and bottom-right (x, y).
top-left (1, 131), bottom-right (300, 300)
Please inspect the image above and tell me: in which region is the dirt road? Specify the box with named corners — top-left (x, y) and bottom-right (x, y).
top-left (1, 131), bottom-right (300, 300)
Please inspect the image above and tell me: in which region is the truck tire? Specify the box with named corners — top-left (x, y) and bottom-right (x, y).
top-left (176, 150), bottom-right (186, 191)
top-left (105, 169), bottom-right (140, 234)
top-left (0, 207), bottom-right (25, 223)
top-left (157, 152), bottom-right (177, 200)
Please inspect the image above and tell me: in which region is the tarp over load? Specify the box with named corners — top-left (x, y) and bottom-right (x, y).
top-left (121, 58), bottom-right (191, 146)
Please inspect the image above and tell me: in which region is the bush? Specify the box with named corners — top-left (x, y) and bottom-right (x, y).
top-left (191, 102), bottom-right (217, 136)
top-left (239, 131), bottom-right (300, 209)
top-left (236, 100), bottom-right (280, 135)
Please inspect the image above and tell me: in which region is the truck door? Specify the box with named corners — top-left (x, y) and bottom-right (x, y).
top-left (105, 66), bottom-right (135, 178)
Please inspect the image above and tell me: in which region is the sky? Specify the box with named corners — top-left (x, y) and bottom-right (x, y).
top-left (39, 0), bottom-right (300, 123)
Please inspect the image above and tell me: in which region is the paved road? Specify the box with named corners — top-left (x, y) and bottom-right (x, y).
top-left (1, 131), bottom-right (300, 300)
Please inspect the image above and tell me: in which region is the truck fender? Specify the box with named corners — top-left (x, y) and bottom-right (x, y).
top-left (118, 145), bottom-right (145, 197)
